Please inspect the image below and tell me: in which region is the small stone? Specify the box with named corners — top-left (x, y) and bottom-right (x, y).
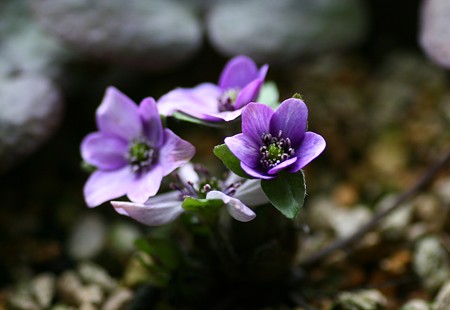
top-left (376, 194), bottom-right (412, 240)
top-left (56, 271), bottom-right (83, 305)
top-left (207, 0), bottom-right (367, 64)
top-left (433, 281), bottom-right (450, 310)
top-left (330, 205), bottom-right (372, 239)
top-left (401, 299), bottom-right (430, 310)
top-left (31, 273), bottom-right (55, 308)
top-left (413, 194), bottom-right (447, 231)
top-left (31, 0), bottom-right (202, 71)
top-left (434, 176), bottom-right (450, 205)
top-left (0, 73), bottom-right (63, 174)
top-left (77, 262), bottom-right (117, 293)
top-left (77, 285), bottom-right (103, 306)
top-left (419, 0), bottom-right (450, 69)
top-left (102, 287), bottom-right (133, 310)
top-left (108, 222), bottom-right (142, 255)
top-left (8, 291), bottom-right (39, 310)
top-left (67, 214), bottom-right (106, 260)
top-left (413, 236), bottom-right (450, 292)
top-left (334, 289), bottom-right (387, 309)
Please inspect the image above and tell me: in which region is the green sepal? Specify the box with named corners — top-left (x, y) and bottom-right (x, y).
top-left (261, 170), bottom-right (306, 219)
top-left (80, 160), bottom-right (96, 173)
top-left (182, 197), bottom-right (223, 213)
top-left (257, 81), bottom-right (280, 109)
top-left (213, 144), bottom-right (252, 178)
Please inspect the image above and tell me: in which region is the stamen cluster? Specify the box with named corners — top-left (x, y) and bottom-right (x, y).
top-left (259, 130), bottom-right (295, 169)
top-left (126, 137), bottom-right (156, 173)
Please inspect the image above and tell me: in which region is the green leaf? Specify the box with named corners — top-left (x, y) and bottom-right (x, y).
top-left (134, 238), bottom-right (181, 271)
top-left (213, 144), bottom-right (252, 178)
top-left (261, 170), bottom-right (306, 219)
top-left (182, 197), bottom-right (223, 212)
top-left (257, 81), bottom-right (280, 109)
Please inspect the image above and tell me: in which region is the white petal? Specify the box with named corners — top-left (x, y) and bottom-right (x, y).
top-left (234, 179), bottom-right (269, 206)
top-left (206, 190), bottom-right (256, 222)
top-left (177, 163), bottom-right (200, 188)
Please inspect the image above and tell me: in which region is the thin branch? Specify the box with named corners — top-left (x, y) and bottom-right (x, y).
top-left (300, 150), bottom-right (450, 267)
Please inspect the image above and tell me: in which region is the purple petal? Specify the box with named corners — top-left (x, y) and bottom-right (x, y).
top-left (96, 87), bottom-right (142, 141)
top-left (288, 132), bottom-right (326, 173)
top-left (81, 132), bottom-right (127, 170)
top-left (258, 64), bottom-right (269, 80)
top-left (267, 157), bottom-right (298, 175)
top-left (158, 83), bottom-right (221, 116)
top-left (240, 162), bottom-right (275, 180)
top-left (177, 163), bottom-right (199, 185)
top-left (158, 129), bottom-right (196, 176)
top-left (269, 98), bottom-right (308, 147)
top-left (127, 164), bottom-right (164, 203)
top-left (219, 55), bottom-right (259, 89)
top-left (241, 103), bottom-right (273, 144)
top-left (83, 167), bottom-right (134, 207)
top-left (225, 133), bottom-right (260, 168)
top-left (206, 191), bottom-right (256, 222)
top-left (234, 179), bottom-right (269, 206)
top-left (111, 193), bottom-right (183, 226)
top-left (234, 79), bottom-right (263, 109)
top-left (139, 97), bottom-right (163, 148)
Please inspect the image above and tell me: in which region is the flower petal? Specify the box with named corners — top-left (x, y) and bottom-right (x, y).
top-left (258, 64), bottom-right (269, 80)
top-left (240, 162), bottom-right (275, 180)
top-left (96, 87), bottom-right (142, 141)
top-left (177, 163), bottom-right (199, 186)
top-left (269, 98), bottom-right (308, 147)
top-left (111, 195), bottom-right (183, 226)
top-left (234, 78), bottom-right (263, 110)
top-left (158, 129), bottom-right (196, 176)
top-left (81, 132), bottom-right (127, 170)
top-left (127, 164), bottom-right (164, 203)
top-left (139, 97), bottom-right (163, 148)
top-left (219, 55), bottom-right (259, 89)
top-left (267, 157), bottom-right (298, 175)
top-left (234, 179), bottom-right (269, 206)
top-left (206, 190), bottom-right (256, 222)
top-left (158, 83), bottom-right (221, 117)
top-left (83, 167), bottom-right (134, 207)
top-left (241, 103), bottom-right (273, 144)
top-left (288, 132), bottom-right (326, 173)
top-left (225, 133), bottom-right (260, 168)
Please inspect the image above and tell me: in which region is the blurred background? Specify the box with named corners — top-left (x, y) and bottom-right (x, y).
top-left (1, 0), bottom-right (450, 309)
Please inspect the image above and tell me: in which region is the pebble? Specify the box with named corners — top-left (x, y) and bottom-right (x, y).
top-left (67, 214), bottom-right (107, 260)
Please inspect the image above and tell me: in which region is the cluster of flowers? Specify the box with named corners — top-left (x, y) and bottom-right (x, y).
top-left (81, 56), bottom-right (326, 226)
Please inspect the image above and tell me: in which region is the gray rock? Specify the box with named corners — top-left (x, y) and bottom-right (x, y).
top-left (376, 194), bottom-right (412, 240)
top-left (31, 0), bottom-right (203, 71)
top-left (102, 288), bottom-right (133, 310)
top-left (67, 214), bottom-right (107, 260)
top-left (108, 222), bottom-right (142, 255)
top-left (31, 273), bottom-right (56, 309)
top-left (420, 0), bottom-right (450, 69)
top-left (334, 289), bottom-right (388, 309)
top-left (77, 262), bottom-right (117, 292)
top-left (0, 0), bottom-right (71, 77)
top-left (56, 271), bottom-right (83, 305)
top-left (433, 281), bottom-right (450, 310)
top-left (0, 73), bottom-right (63, 174)
top-left (401, 299), bottom-right (430, 310)
top-left (413, 236), bottom-right (450, 292)
top-left (207, 0), bottom-right (367, 64)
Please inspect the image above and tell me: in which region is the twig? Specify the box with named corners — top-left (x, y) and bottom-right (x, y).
top-left (300, 150), bottom-right (450, 267)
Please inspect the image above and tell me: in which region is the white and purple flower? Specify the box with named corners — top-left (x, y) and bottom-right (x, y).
top-left (225, 98), bottom-right (326, 179)
top-left (111, 163), bottom-right (269, 226)
top-left (81, 87), bottom-right (195, 207)
top-left (157, 55), bottom-right (268, 123)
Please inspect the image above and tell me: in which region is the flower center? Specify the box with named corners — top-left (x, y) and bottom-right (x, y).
top-left (218, 88), bottom-right (239, 112)
top-left (259, 131), bottom-right (295, 170)
top-left (126, 137), bottom-right (156, 173)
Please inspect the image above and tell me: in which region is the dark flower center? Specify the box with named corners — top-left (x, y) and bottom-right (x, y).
top-left (126, 137), bottom-right (156, 173)
top-left (260, 131), bottom-right (295, 170)
top-left (218, 88), bottom-right (239, 112)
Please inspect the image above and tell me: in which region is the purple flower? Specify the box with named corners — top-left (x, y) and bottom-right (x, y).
top-left (225, 98), bottom-right (326, 179)
top-left (158, 55), bottom-right (268, 122)
top-left (81, 87), bottom-right (195, 207)
top-left (111, 163), bottom-right (269, 225)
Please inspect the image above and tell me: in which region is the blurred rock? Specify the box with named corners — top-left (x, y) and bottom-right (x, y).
top-left (434, 176), bottom-right (450, 205)
top-left (0, 73), bottom-right (63, 174)
top-left (420, 0), bottom-right (450, 69)
top-left (207, 0), bottom-right (367, 64)
top-left (433, 281), bottom-right (450, 310)
top-left (102, 288), bottom-right (133, 310)
top-left (31, 273), bottom-right (56, 309)
top-left (334, 289), bottom-right (387, 309)
top-left (376, 194), bottom-right (412, 240)
top-left (0, 0), bottom-right (71, 77)
top-left (77, 262), bottom-right (117, 293)
top-left (56, 271), bottom-right (83, 305)
top-left (412, 194), bottom-right (447, 232)
top-left (413, 236), bottom-right (450, 292)
top-left (31, 0), bottom-right (203, 71)
top-left (67, 214), bottom-right (107, 260)
top-left (401, 299), bottom-right (430, 310)
top-left (108, 222), bottom-right (142, 255)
